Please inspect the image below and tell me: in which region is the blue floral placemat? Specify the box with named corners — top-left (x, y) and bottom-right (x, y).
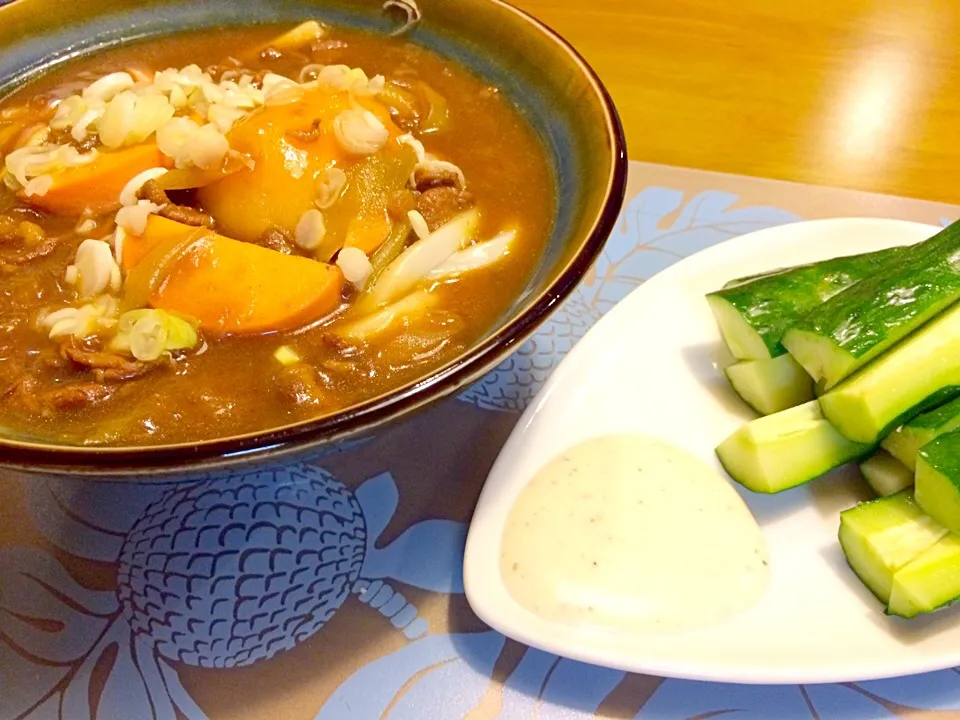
top-left (3, 162), bottom-right (960, 720)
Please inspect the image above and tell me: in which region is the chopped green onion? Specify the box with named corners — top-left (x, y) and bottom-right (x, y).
top-left (109, 308), bottom-right (199, 360)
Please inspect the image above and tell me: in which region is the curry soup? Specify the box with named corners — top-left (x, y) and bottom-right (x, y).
top-left (0, 23), bottom-right (554, 446)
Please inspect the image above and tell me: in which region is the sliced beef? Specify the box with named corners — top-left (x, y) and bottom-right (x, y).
top-left (413, 167), bottom-right (461, 192)
top-left (206, 63), bottom-right (270, 87)
top-left (0, 215), bottom-right (60, 265)
top-left (4, 376), bottom-right (115, 415)
top-left (0, 237), bottom-right (59, 265)
top-left (139, 180), bottom-right (215, 227)
top-left (416, 186), bottom-right (474, 231)
top-left (47, 127), bottom-right (99, 153)
top-left (62, 344), bottom-right (153, 382)
top-left (253, 226), bottom-right (298, 255)
top-left (286, 118), bottom-right (322, 142)
top-left (46, 381), bottom-right (115, 410)
top-left (387, 189), bottom-right (417, 221)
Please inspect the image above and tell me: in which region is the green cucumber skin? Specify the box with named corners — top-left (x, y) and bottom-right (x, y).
top-left (873, 387), bottom-right (960, 446)
top-left (784, 222), bottom-right (960, 373)
top-left (903, 395), bottom-right (960, 432)
top-left (918, 431), bottom-right (960, 486)
top-left (882, 395), bottom-right (960, 469)
top-left (707, 247), bottom-right (904, 357)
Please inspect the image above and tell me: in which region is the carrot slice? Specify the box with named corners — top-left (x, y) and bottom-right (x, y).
top-left (124, 216), bottom-right (343, 334)
top-left (121, 214), bottom-right (190, 270)
top-left (24, 142), bottom-right (168, 216)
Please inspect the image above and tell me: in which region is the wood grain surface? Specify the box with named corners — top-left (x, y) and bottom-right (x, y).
top-left (512, 0), bottom-right (960, 204)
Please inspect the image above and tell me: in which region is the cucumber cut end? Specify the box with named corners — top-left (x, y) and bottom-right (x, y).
top-left (889, 533), bottom-right (960, 618)
top-left (819, 390), bottom-right (885, 445)
top-left (839, 490), bottom-right (947, 606)
top-left (881, 429), bottom-right (926, 472)
top-left (782, 327), bottom-right (856, 389)
top-left (915, 454), bottom-right (960, 533)
top-left (724, 355), bottom-right (814, 416)
top-left (706, 295), bottom-right (772, 361)
top-left (716, 400), bottom-right (870, 493)
top-left (860, 451), bottom-right (914, 497)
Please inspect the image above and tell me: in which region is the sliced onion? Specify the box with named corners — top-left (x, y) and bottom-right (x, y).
top-left (127, 93), bottom-right (175, 145)
top-left (208, 103), bottom-right (247, 133)
top-left (412, 158), bottom-right (465, 189)
top-left (83, 72), bottom-right (135, 103)
top-left (73, 239), bottom-right (121, 298)
top-left (396, 133), bottom-right (426, 162)
top-left (265, 85), bottom-right (306, 107)
top-left (50, 96), bottom-right (88, 130)
top-left (428, 229), bottom-right (516, 280)
top-left (316, 65), bottom-right (357, 91)
top-left (333, 109), bottom-right (389, 156)
top-left (71, 108), bottom-right (103, 142)
top-left (119, 167), bottom-right (168, 206)
top-left (22, 174), bottom-right (53, 197)
top-left (128, 312), bottom-right (168, 361)
top-left (99, 91), bottom-right (138, 148)
top-left (315, 167), bottom-right (347, 209)
top-left (5, 144), bottom-right (96, 188)
top-left (337, 247), bottom-right (373, 287)
top-left (43, 296), bottom-right (119, 340)
top-left (368, 208), bottom-right (479, 306)
top-left (295, 208), bottom-right (327, 250)
top-left (116, 200), bottom-right (162, 236)
top-left (156, 116), bottom-right (200, 166)
top-left (157, 117), bottom-right (229, 170)
top-left (407, 209), bottom-right (429, 240)
top-left (112, 226), bottom-right (126, 266)
top-left (336, 289), bottom-right (437, 341)
top-left (189, 123), bottom-right (230, 170)
top-left (115, 308), bottom-right (198, 359)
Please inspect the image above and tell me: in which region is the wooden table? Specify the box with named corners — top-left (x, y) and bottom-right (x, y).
top-left (512, 0), bottom-right (960, 205)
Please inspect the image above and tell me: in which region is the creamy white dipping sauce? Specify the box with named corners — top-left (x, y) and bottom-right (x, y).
top-left (500, 435), bottom-right (770, 633)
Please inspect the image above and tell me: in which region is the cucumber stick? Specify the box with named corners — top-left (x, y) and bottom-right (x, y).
top-left (707, 247), bottom-right (903, 360)
top-left (716, 400), bottom-right (872, 493)
top-left (916, 431), bottom-right (960, 532)
top-left (783, 221), bottom-right (960, 389)
top-left (889, 533), bottom-right (960, 618)
top-left (839, 490), bottom-right (947, 604)
top-left (818, 301), bottom-right (960, 444)
top-left (882, 395), bottom-right (960, 471)
top-left (860, 451), bottom-right (914, 497)
top-left (724, 354), bottom-right (814, 415)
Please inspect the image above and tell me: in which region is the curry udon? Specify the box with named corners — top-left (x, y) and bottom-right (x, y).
top-left (0, 22), bottom-right (554, 445)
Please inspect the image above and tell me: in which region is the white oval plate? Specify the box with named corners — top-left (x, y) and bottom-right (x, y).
top-left (462, 218), bottom-right (960, 685)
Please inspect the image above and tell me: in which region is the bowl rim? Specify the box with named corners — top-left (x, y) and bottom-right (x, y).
top-left (0, 0), bottom-right (628, 474)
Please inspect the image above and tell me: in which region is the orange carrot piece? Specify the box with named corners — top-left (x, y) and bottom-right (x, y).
top-left (24, 142), bottom-right (168, 216)
top-left (125, 216), bottom-right (343, 334)
top-left (344, 211), bottom-right (393, 255)
top-left (121, 214), bottom-right (188, 270)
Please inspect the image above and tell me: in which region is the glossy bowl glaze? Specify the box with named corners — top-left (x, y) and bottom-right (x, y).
top-left (0, 0), bottom-right (626, 478)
